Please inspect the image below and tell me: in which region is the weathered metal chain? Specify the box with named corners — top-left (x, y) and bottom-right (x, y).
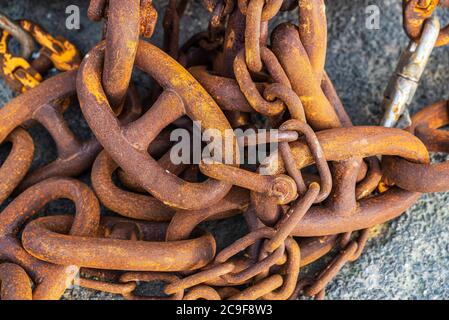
top-left (0, 0), bottom-right (448, 300)
top-left (403, 0), bottom-right (449, 47)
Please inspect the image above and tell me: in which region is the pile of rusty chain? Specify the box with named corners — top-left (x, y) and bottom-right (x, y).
top-left (0, 0), bottom-right (448, 300)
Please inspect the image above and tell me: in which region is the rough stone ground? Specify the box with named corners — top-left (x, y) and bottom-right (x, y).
top-left (0, 0), bottom-right (447, 300)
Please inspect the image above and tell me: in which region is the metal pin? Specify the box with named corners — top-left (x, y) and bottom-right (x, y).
top-left (380, 17), bottom-right (440, 128)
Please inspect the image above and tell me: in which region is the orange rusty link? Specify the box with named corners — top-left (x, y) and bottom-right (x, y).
top-left (320, 70), bottom-right (371, 181)
top-left (88, 0), bottom-right (157, 37)
top-left (271, 21), bottom-right (369, 247)
top-left (99, 135), bottom-right (189, 183)
top-left (305, 241), bottom-right (358, 296)
top-left (271, 23), bottom-right (364, 245)
top-left (289, 277), bottom-right (325, 300)
top-left (261, 126), bottom-right (428, 236)
top-left (356, 156), bottom-right (382, 200)
top-left (88, 0), bottom-right (157, 113)
top-left (245, 15), bottom-right (331, 226)
top-left (0, 128), bottom-right (34, 204)
top-left (0, 177), bottom-right (100, 300)
top-left (207, 0), bottom-right (234, 32)
top-left (238, 0), bottom-right (283, 21)
top-left (249, 189), bottom-right (284, 226)
top-left (252, 27), bottom-right (331, 226)
top-left (321, 71), bottom-right (353, 127)
top-left (410, 100), bottom-right (449, 152)
top-left (220, 245), bottom-right (285, 284)
top-left (199, 161), bottom-right (297, 205)
top-left (348, 229), bottom-right (371, 262)
top-left (91, 150), bottom-right (175, 222)
top-left (164, 234), bottom-right (338, 294)
top-left (279, 119), bottom-right (332, 202)
top-left (203, 0), bottom-right (235, 17)
top-left (119, 272), bottom-right (184, 300)
top-left (243, 0), bottom-right (263, 72)
top-left (193, 65), bottom-right (310, 129)
top-left (264, 183), bottom-right (319, 252)
top-left (215, 227), bottom-right (286, 284)
top-left (204, 2), bottom-right (226, 46)
top-left (139, 0), bottom-right (158, 37)
top-left (165, 262), bottom-right (235, 295)
top-left (298, 235), bottom-right (338, 267)
top-left (270, 22), bottom-right (365, 230)
top-left (274, 17), bottom-right (369, 193)
top-left (203, 257), bottom-right (256, 286)
top-left (0, 263), bottom-right (33, 300)
top-left (117, 161), bottom-right (187, 194)
top-left (93, 155), bottom-right (249, 228)
top-left (278, 143), bottom-right (307, 197)
top-left (314, 289), bottom-right (326, 300)
top-left (272, 22), bottom-right (341, 130)
top-left (78, 40), bottom-right (240, 210)
top-left (298, 0), bottom-right (327, 80)
top-left (213, 7), bottom-right (245, 77)
top-left (264, 127), bottom-right (429, 176)
top-left (302, 229), bottom-right (370, 297)
top-left (0, 12), bottom-right (35, 59)
top-left (114, 128), bottom-right (178, 193)
top-left (383, 100), bottom-right (449, 192)
top-left (126, 127), bottom-right (178, 172)
top-left (22, 215), bottom-right (216, 272)
top-left (190, 65), bottom-right (256, 113)
top-left (88, 0), bottom-right (107, 21)
top-left (166, 187), bottom-right (250, 241)
top-left (238, 130), bottom-right (300, 146)
top-left (263, 83), bottom-right (306, 122)
top-left (102, 0), bottom-right (140, 114)
top-left (0, 28), bottom-right (42, 92)
top-left (234, 47), bottom-right (290, 116)
top-left (78, 277), bottom-right (137, 296)
top-left (223, 287), bottom-right (251, 301)
top-left (228, 274), bottom-right (283, 300)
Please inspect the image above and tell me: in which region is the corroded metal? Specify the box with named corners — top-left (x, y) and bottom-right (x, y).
top-left (0, 0), bottom-right (446, 301)
top-left (0, 128), bottom-right (34, 204)
top-left (0, 263), bottom-right (33, 300)
top-left (0, 70), bottom-right (141, 192)
top-left (403, 0), bottom-right (449, 47)
top-left (0, 177), bottom-right (100, 300)
top-left (381, 17), bottom-right (439, 128)
top-left (261, 126), bottom-right (428, 236)
top-left (0, 12), bottom-right (35, 58)
top-left (77, 40), bottom-right (240, 210)
top-left (22, 215), bottom-right (216, 272)
top-left (0, 18), bottom-right (80, 93)
top-left (383, 100), bottom-right (449, 192)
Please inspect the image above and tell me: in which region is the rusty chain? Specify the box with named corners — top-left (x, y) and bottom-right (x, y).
top-left (0, 0), bottom-right (447, 300)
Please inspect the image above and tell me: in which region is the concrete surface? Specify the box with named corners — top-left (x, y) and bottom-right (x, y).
top-left (0, 0), bottom-right (447, 300)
